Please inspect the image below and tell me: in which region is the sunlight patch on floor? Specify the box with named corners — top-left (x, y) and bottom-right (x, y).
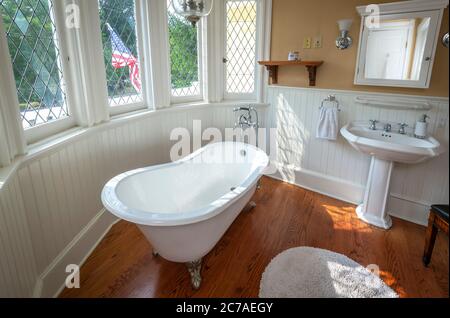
top-left (322, 204), bottom-right (373, 233)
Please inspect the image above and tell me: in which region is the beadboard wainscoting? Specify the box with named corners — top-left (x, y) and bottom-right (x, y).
top-left (266, 86), bottom-right (449, 226)
top-left (0, 103), bottom-right (267, 298)
top-left (0, 90), bottom-right (448, 298)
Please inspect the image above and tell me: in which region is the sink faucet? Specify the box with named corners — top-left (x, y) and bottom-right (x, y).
top-left (398, 123), bottom-right (408, 135)
top-left (384, 123), bottom-right (392, 133)
top-left (369, 120), bottom-right (378, 130)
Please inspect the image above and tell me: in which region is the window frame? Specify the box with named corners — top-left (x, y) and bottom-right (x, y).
top-left (1, 0), bottom-right (78, 144)
top-left (222, 0), bottom-right (262, 101)
top-left (100, 0), bottom-right (149, 116)
top-left (166, 1), bottom-right (205, 105)
top-left (1, 0), bottom-right (271, 147)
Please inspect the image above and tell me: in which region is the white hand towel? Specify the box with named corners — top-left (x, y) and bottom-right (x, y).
top-left (316, 101), bottom-right (339, 140)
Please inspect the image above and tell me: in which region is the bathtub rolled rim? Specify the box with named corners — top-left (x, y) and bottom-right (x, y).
top-left (101, 141), bottom-right (269, 226)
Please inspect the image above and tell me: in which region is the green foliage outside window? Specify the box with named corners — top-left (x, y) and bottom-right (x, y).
top-left (0, 0), bottom-right (200, 108)
top-left (0, 0), bottom-right (64, 108)
top-left (168, 12), bottom-right (199, 89)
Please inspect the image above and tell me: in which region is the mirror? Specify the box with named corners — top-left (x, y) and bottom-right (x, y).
top-left (364, 17), bottom-right (431, 81)
top-left (354, 0), bottom-right (448, 88)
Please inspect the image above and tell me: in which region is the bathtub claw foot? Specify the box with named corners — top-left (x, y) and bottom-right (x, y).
top-left (186, 259), bottom-right (202, 290)
top-left (247, 201), bottom-right (257, 211)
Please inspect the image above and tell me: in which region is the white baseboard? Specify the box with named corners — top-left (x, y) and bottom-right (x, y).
top-left (266, 163), bottom-right (365, 205)
top-left (387, 193), bottom-right (431, 226)
top-left (33, 209), bottom-right (119, 298)
top-left (266, 163), bottom-right (434, 227)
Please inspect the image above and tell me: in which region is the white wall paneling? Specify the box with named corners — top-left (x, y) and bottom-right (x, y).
top-left (0, 174), bottom-right (37, 297)
top-left (266, 85), bottom-right (449, 226)
top-left (0, 103), bottom-right (267, 298)
top-left (0, 89), bottom-right (447, 298)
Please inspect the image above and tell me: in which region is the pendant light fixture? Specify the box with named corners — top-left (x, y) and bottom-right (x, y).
top-left (172, 0), bottom-right (214, 27)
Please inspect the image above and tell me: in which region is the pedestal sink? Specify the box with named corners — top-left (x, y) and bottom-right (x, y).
top-left (341, 121), bottom-right (444, 229)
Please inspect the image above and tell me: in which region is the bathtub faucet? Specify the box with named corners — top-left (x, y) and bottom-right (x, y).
top-left (233, 106), bottom-right (259, 130)
top-left (233, 106), bottom-right (259, 148)
top-left (233, 106), bottom-right (262, 190)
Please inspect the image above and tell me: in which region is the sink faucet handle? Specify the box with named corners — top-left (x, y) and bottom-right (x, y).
top-left (398, 123), bottom-right (408, 134)
top-left (369, 119), bottom-right (378, 130)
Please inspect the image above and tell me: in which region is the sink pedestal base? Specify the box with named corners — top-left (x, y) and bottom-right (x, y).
top-left (357, 157), bottom-right (393, 230)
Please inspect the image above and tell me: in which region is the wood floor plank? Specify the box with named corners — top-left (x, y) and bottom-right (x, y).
top-left (60, 177), bottom-right (449, 298)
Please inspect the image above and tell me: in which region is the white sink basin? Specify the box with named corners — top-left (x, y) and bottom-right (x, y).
top-left (340, 121), bottom-right (444, 230)
top-left (340, 121), bottom-right (442, 164)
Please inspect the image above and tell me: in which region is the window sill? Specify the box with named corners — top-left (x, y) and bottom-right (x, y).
top-left (168, 99), bottom-right (268, 109)
top-left (109, 102), bottom-right (147, 116)
top-left (0, 100), bottom-right (269, 190)
top-left (25, 116), bottom-right (77, 145)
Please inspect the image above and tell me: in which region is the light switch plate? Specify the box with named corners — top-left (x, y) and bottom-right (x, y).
top-left (313, 35), bottom-right (322, 48)
top-left (303, 37), bottom-right (312, 49)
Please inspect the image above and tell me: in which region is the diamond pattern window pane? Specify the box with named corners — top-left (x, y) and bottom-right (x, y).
top-left (167, 0), bottom-right (201, 97)
top-left (98, 0), bottom-right (142, 106)
top-left (0, 0), bottom-right (68, 129)
top-left (226, 0), bottom-right (257, 94)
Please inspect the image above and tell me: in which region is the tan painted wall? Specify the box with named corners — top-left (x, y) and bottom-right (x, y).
top-left (270, 0), bottom-right (449, 97)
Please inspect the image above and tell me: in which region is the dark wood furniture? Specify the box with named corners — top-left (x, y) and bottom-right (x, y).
top-left (258, 60), bottom-right (324, 86)
top-left (423, 205), bottom-right (449, 266)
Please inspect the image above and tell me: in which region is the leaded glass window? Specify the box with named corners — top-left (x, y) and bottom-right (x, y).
top-left (98, 0), bottom-right (142, 106)
top-left (225, 0), bottom-right (257, 94)
top-left (167, 0), bottom-right (201, 98)
top-left (0, 0), bottom-right (68, 129)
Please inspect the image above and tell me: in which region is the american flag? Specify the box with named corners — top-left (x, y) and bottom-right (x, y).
top-left (106, 23), bottom-right (141, 93)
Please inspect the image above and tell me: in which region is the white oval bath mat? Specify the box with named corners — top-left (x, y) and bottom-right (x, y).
top-left (259, 247), bottom-right (398, 298)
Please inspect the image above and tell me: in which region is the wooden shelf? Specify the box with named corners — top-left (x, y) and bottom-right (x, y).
top-left (258, 60), bottom-right (324, 86)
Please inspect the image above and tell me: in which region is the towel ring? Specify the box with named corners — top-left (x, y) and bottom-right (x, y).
top-left (320, 95), bottom-right (341, 112)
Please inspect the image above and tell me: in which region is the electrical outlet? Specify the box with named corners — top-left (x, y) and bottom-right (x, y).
top-left (313, 35), bottom-right (322, 48)
top-left (303, 37), bottom-right (312, 49)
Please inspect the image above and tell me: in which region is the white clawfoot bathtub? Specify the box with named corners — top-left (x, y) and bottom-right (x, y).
top-left (101, 142), bottom-right (269, 289)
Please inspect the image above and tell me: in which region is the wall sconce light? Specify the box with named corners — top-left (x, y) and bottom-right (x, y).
top-left (443, 32), bottom-right (449, 48)
top-left (336, 19), bottom-right (353, 50)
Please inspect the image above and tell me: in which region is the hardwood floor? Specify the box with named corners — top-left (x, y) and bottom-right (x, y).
top-left (60, 177), bottom-right (449, 298)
